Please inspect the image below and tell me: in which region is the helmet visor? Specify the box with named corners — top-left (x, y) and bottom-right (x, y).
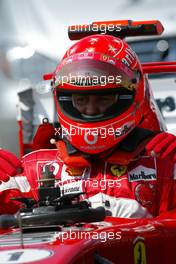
top-left (54, 57), bottom-right (140, 92)
top-left (56, 88), bottom-right (135, 122)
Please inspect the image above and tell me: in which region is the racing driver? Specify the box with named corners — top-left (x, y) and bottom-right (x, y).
top-left (1, 34), bottom-right (176, 218)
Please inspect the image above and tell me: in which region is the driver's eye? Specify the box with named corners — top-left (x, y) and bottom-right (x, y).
top-left (99, 96), bottom-right (117, 104)
top-left (76, 97), bottom-right (87, 105)
top-left (100, 97), bottom-right (111, 102)
top-left (99, 98), bottom-right (110, 105)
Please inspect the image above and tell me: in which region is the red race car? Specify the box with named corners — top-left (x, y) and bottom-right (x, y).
top-left (0, 183), bottom-right (176, 264)
top-left (1, 20), bottom-right (176, 264)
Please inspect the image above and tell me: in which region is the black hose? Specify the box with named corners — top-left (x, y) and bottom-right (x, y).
top-left (0, 214), bottom-right (17, 228)
top-left (0, 206), bottom-right (105, 228)
top-left (21, 206), bottom-right (105, 226)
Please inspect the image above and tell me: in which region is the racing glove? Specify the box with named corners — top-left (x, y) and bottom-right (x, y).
top-left (146, 132), bottom-right (176, 161)
top-left (0, 149), bottom-right (25, 214)
top-left (0, 149), bottom-right (22, 182)
top-left (32, 119), bottom-right (55, 150)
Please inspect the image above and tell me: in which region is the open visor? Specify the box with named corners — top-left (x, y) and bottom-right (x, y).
top-left (54, 55), bottom-right (140, 92)
top-left (56, 88), bottom-right (135, 122)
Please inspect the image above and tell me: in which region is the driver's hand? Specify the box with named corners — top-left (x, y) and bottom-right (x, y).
top-left (32, 120), bottom-right (55, 150)
top-left (146, 132), bottom-right (176, 161)
top-left (0, 149), bottom-right (22, 182)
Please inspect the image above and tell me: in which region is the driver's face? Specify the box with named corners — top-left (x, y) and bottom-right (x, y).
top-left (72, 94), bottom-right (117, 116)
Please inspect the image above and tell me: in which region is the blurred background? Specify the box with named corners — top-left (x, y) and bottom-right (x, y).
top-left (0, 0), bottom-right (176, 155)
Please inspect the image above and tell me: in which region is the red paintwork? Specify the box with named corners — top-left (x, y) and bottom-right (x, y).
top-left (42, 61), bottom-right (176, 82)
top-left (143, 65), bottom-right (176, 74)
top-left (142, 61), bottom-right (176, 66)
top-left (1, 212), bottom-right (176, 264)
top-left (14, 21), bottom-right (176, 263)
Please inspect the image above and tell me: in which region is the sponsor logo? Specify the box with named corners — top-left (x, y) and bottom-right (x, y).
top-left (60, 181), bottom-right (83, 196)
top-left (122, 47), bottom-right (137, 68)
top-left (128, 165), bottom-right (156, 182)
top-left (64, 186), bottom-right (80, 193)
top-left (135, 183), bottom-right (156, 206)
top-left (41, 162), bottom-right (60, 186)
top-left (0, 176), bottom-right (30, 193)
top-left (41, 162), bottom-right (60, 177)
top-left (66, 167), bottom-right (86, 177)
top-left (0, 249), bottom-right (53, 263)
top-left (84, 133), bottom-right (98, 145)
top-left (110, 165), bottom-right (127, 177)
top-left (134, 239), bottom-right (147, 264)
top-left (114, 122), bottom-right (134, 138)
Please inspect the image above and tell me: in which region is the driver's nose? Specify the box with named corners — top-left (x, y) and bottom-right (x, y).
top-left (85, 105), bottom-right (100, 115)
top-left (84, 98), bottom-right (100, 115)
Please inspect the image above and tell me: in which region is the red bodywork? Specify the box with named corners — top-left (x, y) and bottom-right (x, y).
top-left (11, 20), bottom-right (176, 264)
top-left (0, 212), bottom-right (176, 263)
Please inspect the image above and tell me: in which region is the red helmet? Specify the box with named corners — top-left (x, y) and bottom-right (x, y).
top-left (53, 34), bottom-right (165, 154)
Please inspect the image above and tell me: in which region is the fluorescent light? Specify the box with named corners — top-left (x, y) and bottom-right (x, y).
top-left (7, 45), bottom-right (35, 61)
